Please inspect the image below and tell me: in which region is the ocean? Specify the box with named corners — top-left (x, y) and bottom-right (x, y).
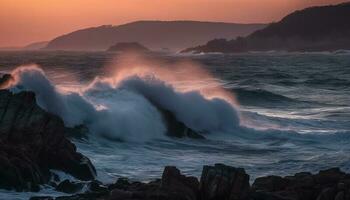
top-left (0, 51), bottom-right (350, 199)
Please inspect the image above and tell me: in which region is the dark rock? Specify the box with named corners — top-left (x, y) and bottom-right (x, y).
top-left (160, 109), bottom-right (205, 139)
top-left (29, 196), bottom-right (54, 200)
top-left (160, 166), bottom-right (199, 200)
top-left (199, 163), bottom-right (250, 200)
top-left (65, 124), bottom-right (89, 140)
top-left (316, 187), bottom-right (337, 200)
top-left (314, 168), bottom-right (346, 186)
top-left (108, 178), bottom-right (131, 190)
top-left (55, 192), bottom-right (108, 200)
top-left (250, 191), bottom-right (296, 200)
top-left (335, 191), bottom-right (345, 200)
top-left (253, 175), bottom-right (288, 192)
top-left (251, 167), bottom-right (350, 200)
top-left (49, 165), bottom-right (350, 200)
top-left (0, 74), bottom-right (14, 89)
top-left (87, 180), bottom-right (109, 193)
top-left (0, 90), bottom-right (96, 191)
top-left (56, 180), bottom-right (84, 194)
top-left (109, 189), bottom-right (133, 200)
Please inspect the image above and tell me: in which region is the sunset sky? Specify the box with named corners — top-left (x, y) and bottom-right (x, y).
top-left (0, 0), bottom-right (346, 47)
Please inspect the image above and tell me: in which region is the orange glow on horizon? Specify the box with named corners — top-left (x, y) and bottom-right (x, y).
top-left (0, 0), bottom-right (346, 47)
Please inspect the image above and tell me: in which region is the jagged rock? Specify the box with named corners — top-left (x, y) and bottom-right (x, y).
top-left (0, 89), bottom-right (96, 191)
top-left (160, 109), bottom-right (205, 139)
top-left (160, 166), bottom-right (199, 200)
top-left (199, 163), bottom-right (250, 200)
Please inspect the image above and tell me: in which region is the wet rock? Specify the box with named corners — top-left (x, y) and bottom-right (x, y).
top-left (87, 180), bottom-right (109, 193)
top-left (199, 163), bottom-right (250, 200)
top-left (160, 109), bottom-right (205, 139)
top-left (56, 179), bottom-right (85, 194)
top-left (0, 90), bottom-right (96, 191)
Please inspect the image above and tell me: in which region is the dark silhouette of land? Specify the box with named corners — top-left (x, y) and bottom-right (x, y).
top-left (183, 2), bottom-right (350, 53)
top-left (107, 42), bottom-right (150, 52)
top-left (44, 21), bottom-right (266, 51)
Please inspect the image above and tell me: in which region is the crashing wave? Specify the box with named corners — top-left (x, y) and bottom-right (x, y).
top-left (6, 65), bottom-right (240, 142)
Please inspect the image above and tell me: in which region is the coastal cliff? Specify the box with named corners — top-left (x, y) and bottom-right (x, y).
top-left (0, 88), bottom-right (96, 191)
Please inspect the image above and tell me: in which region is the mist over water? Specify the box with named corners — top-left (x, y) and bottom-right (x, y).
top-left (1, 51), bottom-right (350, 199)
top-left (7, 54), bottom-right (241, 142)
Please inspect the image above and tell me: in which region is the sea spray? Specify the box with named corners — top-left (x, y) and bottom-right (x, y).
top-left (7, 63), bottom-right (241, 141)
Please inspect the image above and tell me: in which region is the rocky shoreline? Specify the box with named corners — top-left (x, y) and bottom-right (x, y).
top-left (1, 74), bottom-right (349, 200)
top-left (30, 164), bottom-right (350, 200)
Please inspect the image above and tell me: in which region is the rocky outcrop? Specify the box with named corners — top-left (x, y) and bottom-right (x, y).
top-left (30, 164), bottom-right (350, 200)
top-left (0, 89), bottom-right (96, 191)
top-left (161, 109), bottom-right (205, 139)
top-left (251, 168), bottom-right (350, 200)
top-left (161, 166), bottom-right (199, 200)
top-left (31, 164), bottom-right (251, 200)
top-left (199, 164), bottom-right (250, 200)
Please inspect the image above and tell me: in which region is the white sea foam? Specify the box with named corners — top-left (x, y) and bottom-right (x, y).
top-left (8, 64), bottom-right (240, 142)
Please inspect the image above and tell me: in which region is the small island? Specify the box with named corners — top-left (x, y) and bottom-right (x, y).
top-left (106, 42), bottom-right (150, 52)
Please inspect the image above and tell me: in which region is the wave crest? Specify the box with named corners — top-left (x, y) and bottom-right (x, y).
top-left (7, 64), bottom-right (240, 142)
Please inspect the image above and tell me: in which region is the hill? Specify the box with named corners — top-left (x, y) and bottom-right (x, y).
top-left (44, 21), bottom-right (266, 51)
top-left (183, 2), bottom-right (350, 53)
top-left (107, 42), bottom-right (150, 52)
